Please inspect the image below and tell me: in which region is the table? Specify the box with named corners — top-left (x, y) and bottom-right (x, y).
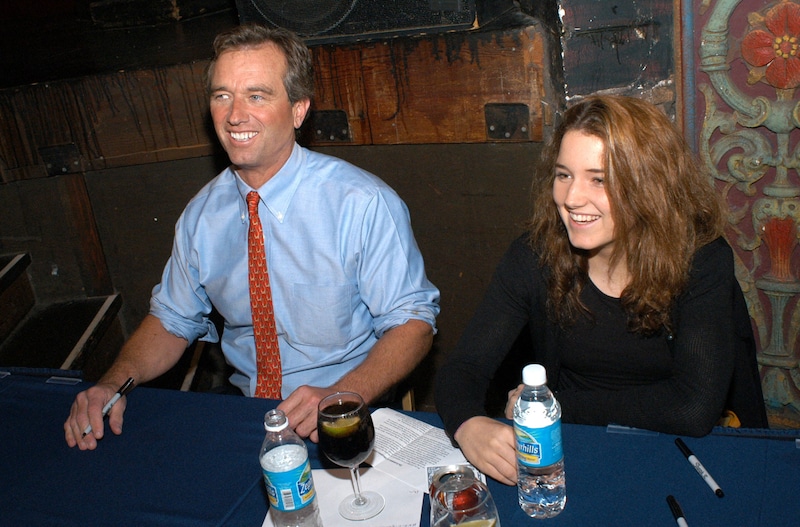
top-left (1, 372), bottom-right (798, 526)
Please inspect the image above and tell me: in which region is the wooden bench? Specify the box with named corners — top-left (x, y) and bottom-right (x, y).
top-left (0, 253), bottom-right (124, 381)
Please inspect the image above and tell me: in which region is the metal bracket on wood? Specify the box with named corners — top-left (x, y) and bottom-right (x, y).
top-left (38, 144), bottom-right (83, 176)
top-left (484, 103), bottom-right (530, 141)
top-left (309, 110), bottom-right (352, 142)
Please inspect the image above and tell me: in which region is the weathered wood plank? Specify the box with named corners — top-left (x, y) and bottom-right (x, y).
top-left (307, 26), bottom-right (550, 145)
top-left (0, 25), bottom-right (553, 181)
top-left (58, 173), bottom-right (113, 297)
top-left (360, 28), bottom-right (547, 144)
top-left (0, 254), bottom-right (34, 345)
top-left (310, 44), bottom-right (372, 144)
top-left (0, 62), bottom-right (214, 181)
top-left (90, 0), bottom-right (232, 28)
top-left (76, 64), bottom-right (213, 167)
top-left (559, 0), bottom-right (674, 98)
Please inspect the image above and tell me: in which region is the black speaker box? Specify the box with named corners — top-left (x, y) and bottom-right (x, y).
top-left (235, 0), bottom-right (476, 44)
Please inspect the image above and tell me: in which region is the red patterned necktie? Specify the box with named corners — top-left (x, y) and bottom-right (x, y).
top-left (247, 191), bottom-right (282, 399)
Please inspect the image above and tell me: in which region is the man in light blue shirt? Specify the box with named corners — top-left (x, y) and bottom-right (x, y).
top-left (65, 24), bottom-right (439, 449)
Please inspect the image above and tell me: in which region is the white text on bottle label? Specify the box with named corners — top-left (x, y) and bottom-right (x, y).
top-left (515, 420), bottom-right (563, 467)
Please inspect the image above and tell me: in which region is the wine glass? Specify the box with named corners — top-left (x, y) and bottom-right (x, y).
top-left (317, 391), bottom-right (385, 520)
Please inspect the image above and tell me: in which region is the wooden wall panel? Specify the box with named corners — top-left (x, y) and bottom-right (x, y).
top-left (367, 30), bottom-right (546, 144)
top-left (558, 0), bottom-right (674, 102)
top-left (0, 63), bottom-right (217, 182)
top-left (310, 26), bottom-right (551, 145)
top-left (0, 25), bottom-right (554, 183)
top-left (58, 173), bottom-right (113, 297)
top-left (310, 45), bottom-right (372, 144)
top-left (85, 65), bottom-right (216, 167)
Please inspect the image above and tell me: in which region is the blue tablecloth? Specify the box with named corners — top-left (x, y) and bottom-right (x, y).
top-left (1, 372), bottom-right (798, 526)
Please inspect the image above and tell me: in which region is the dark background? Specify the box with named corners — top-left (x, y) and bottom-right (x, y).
top-left (0, 0), bottom-right (674, 412)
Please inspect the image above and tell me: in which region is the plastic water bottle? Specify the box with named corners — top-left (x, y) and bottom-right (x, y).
top-left (259, 409), bottom-right (322, 527)
top-left (513, 364), bottom-right (566, 518)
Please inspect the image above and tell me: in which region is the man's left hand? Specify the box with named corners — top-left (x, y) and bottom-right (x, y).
top-left (276, 385), bottom-right (337, 443)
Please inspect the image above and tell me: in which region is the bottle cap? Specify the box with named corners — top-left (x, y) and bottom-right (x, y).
top-left (522, 364), bottom-right (547, 386)
top-left (264, 409), bottom-right (289, 432)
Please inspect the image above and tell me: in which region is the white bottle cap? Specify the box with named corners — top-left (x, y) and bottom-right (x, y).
top-left (522, 364), bottom-right (547, 386)
top-left (264, 409), bottom-right (289, 432)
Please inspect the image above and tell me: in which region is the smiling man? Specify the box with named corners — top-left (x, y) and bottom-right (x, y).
top-left (208, 38), bottom-right (306, 187)
top-left (64, 25), bottom-right (440, 450)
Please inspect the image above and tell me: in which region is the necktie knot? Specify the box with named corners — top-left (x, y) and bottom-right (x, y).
top-left (247, 191), bottom-right (260, 217)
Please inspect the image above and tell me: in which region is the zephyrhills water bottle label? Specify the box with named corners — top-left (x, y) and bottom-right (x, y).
top-left (515, 420), bottom-right (563, 467)
top-left (262, 460), bottom-right (316, 512)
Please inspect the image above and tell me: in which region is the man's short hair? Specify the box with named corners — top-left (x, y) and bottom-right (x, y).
top-left (205, 24), bottom-right (314, 104)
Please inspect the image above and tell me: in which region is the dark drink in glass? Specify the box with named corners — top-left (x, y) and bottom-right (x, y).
top-left (317, 392), bottom-right (385, 520)
top-left (318, 400), bottom-right (375, 467)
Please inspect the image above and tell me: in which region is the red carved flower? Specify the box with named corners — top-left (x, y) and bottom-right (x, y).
top-left (741, 0), bottom-right (800, 89)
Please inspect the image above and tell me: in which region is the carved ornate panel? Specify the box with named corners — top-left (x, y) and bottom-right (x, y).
top-left (693, 0), bottom-right (800, 427)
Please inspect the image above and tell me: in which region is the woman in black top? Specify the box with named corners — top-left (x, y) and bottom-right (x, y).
top-left (434, 95), bottom-right (766, 486)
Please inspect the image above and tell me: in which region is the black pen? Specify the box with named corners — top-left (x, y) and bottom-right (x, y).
top-left (675, 437), bottom-right (724, 498)
top-left (82, 377), bottom-right (135, 437)
top-left (667, 495), bottom-right (689, 527)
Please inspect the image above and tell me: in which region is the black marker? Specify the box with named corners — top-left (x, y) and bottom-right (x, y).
top-left (675, 437), bottom-right (724, 498)
top-left (667, 495), bottom-right (689, 526)
top-left (82, 377), bottom-right (135, 437)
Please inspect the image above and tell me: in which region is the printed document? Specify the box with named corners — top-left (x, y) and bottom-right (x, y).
top-left (367, 408), bottom-right (472, 492)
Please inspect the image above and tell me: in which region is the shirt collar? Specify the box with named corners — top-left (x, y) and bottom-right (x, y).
top-left (234, 143), bottom-right (304, 224)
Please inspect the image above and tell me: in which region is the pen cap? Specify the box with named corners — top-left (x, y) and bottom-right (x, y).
top-left (264, 409), bottom-right (289, 432)
top-left (522, 364), bottom-right (547, 386)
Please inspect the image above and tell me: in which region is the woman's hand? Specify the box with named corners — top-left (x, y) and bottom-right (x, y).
top-left (505, 383), bottom-right (524, 419)
top-left (453, 416), bottom-right (517, 485)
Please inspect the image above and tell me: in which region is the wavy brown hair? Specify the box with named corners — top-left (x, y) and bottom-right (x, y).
top-left (529, 95), bottom-right (726, 334)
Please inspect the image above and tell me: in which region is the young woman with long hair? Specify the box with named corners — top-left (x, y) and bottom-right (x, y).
top-left (435, 95), bottom-right (766, 486)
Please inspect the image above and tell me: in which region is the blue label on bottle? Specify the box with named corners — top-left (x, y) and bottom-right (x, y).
top-left (515, 420), bottom-right (563, 467)
top-left (262, 460), bottom-right (316, 512)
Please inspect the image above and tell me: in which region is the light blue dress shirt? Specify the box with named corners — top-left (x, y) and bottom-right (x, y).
top-left (150, 143), bottom-right (440, 397)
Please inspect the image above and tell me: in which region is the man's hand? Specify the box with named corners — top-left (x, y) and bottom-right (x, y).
top-left (62, 315), bottom-right (189, 450)
top-left (276, 320), bottom-right (434, 442)
top-left (454, 416), bottom-right (518, 485)
top-left (277, 385), bottom-right (338, 443)
top-left (64, 382), bottom-right (127, 450)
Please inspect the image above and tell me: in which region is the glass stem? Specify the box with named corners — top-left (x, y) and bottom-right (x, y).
top-left (349, 466), bottom-right (367, 506)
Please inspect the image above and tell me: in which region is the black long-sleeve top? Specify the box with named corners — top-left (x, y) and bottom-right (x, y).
top-left (435, 234), bottom-right (756, 439)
